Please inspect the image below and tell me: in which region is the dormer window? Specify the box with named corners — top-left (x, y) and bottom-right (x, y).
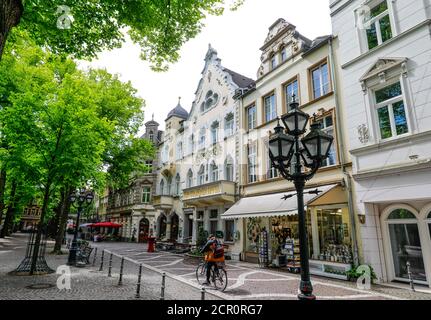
top-left (365, 1), bottom-right (392, 50)
top-left (357, 0), bottom-right (394, 52)
top-left (281, 47), bottom-right (287, 62)
top-left (270, 54), bottom-right (278, 70)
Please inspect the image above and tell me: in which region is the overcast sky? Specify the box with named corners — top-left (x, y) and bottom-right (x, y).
top-left (78, 0), bottom-right (332, 133)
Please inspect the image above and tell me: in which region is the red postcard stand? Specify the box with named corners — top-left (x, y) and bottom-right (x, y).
top-left (147, 237), bottom-right (156, 253)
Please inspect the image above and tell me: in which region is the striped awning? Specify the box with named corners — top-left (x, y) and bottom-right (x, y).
top-left (221, 184), bottom-right (338, 220)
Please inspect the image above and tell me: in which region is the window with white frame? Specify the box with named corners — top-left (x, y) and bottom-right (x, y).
top-left (161, 145), bottom-right (169, 164)
top-left (224, 113), bottom-right (234, 137)
top-left (175, 174), bottom-right (181, 196)
top-left (167, 176), bottom-right (173, 195)
top-left (210, 162), bottom-right (219, 182)
top-left (247, 104), bottom-right (257, 130)
top-left (210, 121), bottom-right (219, 144)
top-left (362, 0), bottom-right (393, 50)
top-left (142, 186), bottom-right (151, 203)
top-left (264, 93), bottom-right (277, 123)
top-left (210, 209), bottom-right (219, 235)
top-left (145, 160), bottom-right (153, 173)
top-left (176, 142), bottom-right (183, 160)
top-left (198, 165), bottom-right (206, 185)
top-left (264, 139), bottom-right (278, 179)
top-left (270, 54), bottom-right (278, 70)
top-left (281, 47), bottom-right (287, 63)
top-left (319, 115), bottom-right (337, 167)
top-left (373, 81), bottom-right (409, 140)
top-left (199, 128), bottom-right (206, 150)
top-left (225, 157), bottom-right (234, 181)
top-left (248, 142), bottom-right (258, 183)
top-left (311, 61), bottom-right (330, 99)
top-left (187, 169), bottom-right (193, 188)
top-left (189, 134), bottom-right (195, 154)
top-left (159, 179), bottom-right (165, 195)
top-left (285, 78), bottom-right (299, 109)
top-left (225, 220), bottom-right (235, 242)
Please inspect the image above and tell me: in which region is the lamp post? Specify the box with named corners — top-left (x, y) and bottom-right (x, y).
top-left (269, 97), bottom-right (333, 300)
top-left (67, 188), bottom-right (94, 266)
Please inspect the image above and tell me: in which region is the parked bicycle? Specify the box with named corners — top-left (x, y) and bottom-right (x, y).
top-left (196, 260), bottom-right (228, 291)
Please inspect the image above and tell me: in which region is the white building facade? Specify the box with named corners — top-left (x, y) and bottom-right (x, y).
top-left (330, 0), bottom-right (431, 287)
top-left (154, 46), bottom-right (254, 258)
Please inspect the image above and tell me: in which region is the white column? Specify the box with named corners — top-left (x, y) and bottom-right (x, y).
top-left (310, 207), bottom-right (320, 260)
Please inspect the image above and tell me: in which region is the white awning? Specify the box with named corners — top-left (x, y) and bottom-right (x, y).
top-left (361, 182), bottom-right (431, 203)
top-left (221, 184), bottom-right (337, 220)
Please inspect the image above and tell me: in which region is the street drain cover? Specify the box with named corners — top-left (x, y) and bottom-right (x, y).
top-left (25, 283), bottom-right (55, 290)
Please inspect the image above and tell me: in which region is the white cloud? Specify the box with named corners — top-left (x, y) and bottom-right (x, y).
top-left (78, 0), bottom-right (331, 133)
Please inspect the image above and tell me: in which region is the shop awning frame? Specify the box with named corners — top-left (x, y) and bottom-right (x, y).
top-left (221, 184), bottom-right (339, 220)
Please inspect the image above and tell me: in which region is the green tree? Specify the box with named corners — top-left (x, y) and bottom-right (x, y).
top-left (0, 0), bottom-right (244, 69)
top-left (0, 34), bottom-right (154, 271)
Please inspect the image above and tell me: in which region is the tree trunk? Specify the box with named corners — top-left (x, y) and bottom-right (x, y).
top-left (0, 0), bottom-right (23, 59)
top-left (47, 194), bottom-right (63, 239)
top-left (53, 186), bottom-right (73, 255)
top-left (30, 178), bottom-right (52, 275)
top-left (0, 179), bottom-right (17, 238)
top-left (0, 169), bottom-right (7, 231)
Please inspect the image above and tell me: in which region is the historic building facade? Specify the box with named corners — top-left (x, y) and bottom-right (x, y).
top-left (102, 118), bottom-right (163, 242)
top-left (221, 19), bottom-right (360, 279)
top-left (330, 0), bottom-right (431, 287)
top-left (153, 45), bottom-right (254, 253)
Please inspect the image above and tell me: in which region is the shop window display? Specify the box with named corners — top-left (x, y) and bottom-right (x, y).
top-left (316, 208), bottom-right (352, 264)
top-left (246, 217), bottom-right (266, 253)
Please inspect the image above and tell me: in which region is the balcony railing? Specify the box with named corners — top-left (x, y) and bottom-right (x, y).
top-left (182, 180), bottom-right (236, 206)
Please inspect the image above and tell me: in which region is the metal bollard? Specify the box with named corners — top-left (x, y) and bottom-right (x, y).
top-left (201, 287), bottom-right (206, 300)
top-left (160, 272), bottom-right (166, 300)
top-left (99, 250), bottom-right (105, 271)
top-left (108, 253), bottom-right (113, 277)
top-left (92, 248), bottom-right (98, 267)
top-left (135, 264), bottom-right (143, 299)
top-left (406, 261), bottom-right (415, 292)
top-left (118, 257), bottom-right (125, 286)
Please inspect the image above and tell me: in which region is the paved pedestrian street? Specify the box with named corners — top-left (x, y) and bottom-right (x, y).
top-left (1, 234), bottom-right (431, 300)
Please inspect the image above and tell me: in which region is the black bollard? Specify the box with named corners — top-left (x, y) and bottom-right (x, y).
top-left (108, 252), bottom-right (113, 277)
top-left (99, 250), bottom-right (105, 271)
top-left (201, 287), bottom-right (206, 300)
top-left (160, 272), bottom-right (166, 300)
top-left (92, 248), bottom-right (98, 267)
top-left (135, 264), bottom-right (143, 299)
top-left (118, 257), bottom-right (125, 286)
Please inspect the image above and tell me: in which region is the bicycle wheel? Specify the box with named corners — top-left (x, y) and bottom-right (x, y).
top-left (213, 268), bottom-right (228, 292)
top-left (196, 262), bottom-right (207, 285)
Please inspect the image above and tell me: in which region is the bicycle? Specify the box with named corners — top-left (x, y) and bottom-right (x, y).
top-left (196, 260), bottom-right (228, 292)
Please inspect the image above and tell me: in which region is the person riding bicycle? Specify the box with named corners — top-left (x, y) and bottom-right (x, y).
top-left (200, 234), bottom-right (225, 285)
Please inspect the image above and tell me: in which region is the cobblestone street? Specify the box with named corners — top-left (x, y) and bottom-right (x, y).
top-left (2, 234), bottom-right (430, 300)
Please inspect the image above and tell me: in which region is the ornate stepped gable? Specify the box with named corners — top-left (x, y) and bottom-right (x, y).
top-left (257, 18), bottom-right (313, 79)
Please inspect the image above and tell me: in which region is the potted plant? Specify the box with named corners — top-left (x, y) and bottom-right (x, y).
top-left (346, 265), bottom-right (377, 283)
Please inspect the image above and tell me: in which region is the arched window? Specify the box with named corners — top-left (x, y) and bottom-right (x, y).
top-left (199, 128), bottom-right (206, 150)
top-left (159, 179), bottom-right (165, 195)
top-left (175, 174), bottom-right (181, 195)
top-left (225, 157), bottom-right (234, 181)
top-left (187, 169), bottom-right (193, 188)
top-left (210, 162), bottom-right (219, 182)
top-left (198, 165), bottom-right (206, 185)
top-left (224, 113), bottom-right (234, 137)
top-left (386, 208), bottom-right (426, 283)
top-left (167, 176), bottom-right (173, 195)
top-left (211, 121), bottom-right (219, 144)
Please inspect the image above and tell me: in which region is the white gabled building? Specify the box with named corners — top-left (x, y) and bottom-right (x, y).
top-left (153, 45), bottom-right (254, 258)
top-left (330, 0), bottom-right (431, 287)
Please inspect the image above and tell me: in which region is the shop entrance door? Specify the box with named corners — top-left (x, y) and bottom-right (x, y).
top-left (386, 209), bottom-right (427, 284)
top-left (139, 218), bottom-right (149, 243)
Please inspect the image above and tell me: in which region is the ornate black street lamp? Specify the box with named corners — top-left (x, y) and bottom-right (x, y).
top-left (67, 188), bottom-right (94, 266)
top-left (269, 97), bottom-right (333, 300)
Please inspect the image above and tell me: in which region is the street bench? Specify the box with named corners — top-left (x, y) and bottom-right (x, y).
top-left (77, 246), bottom-right (93, 265)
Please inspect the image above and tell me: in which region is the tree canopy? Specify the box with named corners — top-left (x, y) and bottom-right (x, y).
top-left (0, 0), bottom-right (244, 69)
